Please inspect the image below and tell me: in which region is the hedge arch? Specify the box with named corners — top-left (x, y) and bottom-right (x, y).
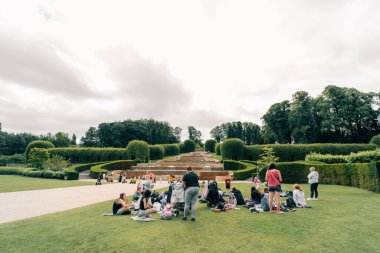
top-left (205, 139), bottom-right (217, 153)
top-left (221, 138), bottom-right (245, 160)
top-left (25, 140), bottom-right (54, 161)
top-left (127, 140), bottom-right (149, 162)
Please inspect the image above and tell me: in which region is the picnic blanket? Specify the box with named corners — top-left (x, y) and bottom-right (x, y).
top-left (130, 216), bottom-right (155, 222)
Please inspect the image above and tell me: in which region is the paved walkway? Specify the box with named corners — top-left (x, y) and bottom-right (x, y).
top-left (0, 181), bottom-right (168, 224)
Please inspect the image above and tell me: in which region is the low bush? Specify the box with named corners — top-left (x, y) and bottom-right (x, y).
top-left (204, 139), bottom-right (217, 153)
top-left (127, 140), bottom-right (149, 162)
top-left (0, 154), bottom-right (25, 166)
top-left (180, 139), bottom-right (196, 153)
top-left (0, 167), bottom-right (30, 175)
top-left (90, 160), bottom-right (136, 178)
top-left (64, 162), bottom-right (105, 180)
top-left (221, 138), bottom-right (245, 160)
top-left (49, 148), bottom-right (129, 163)
top-left (20, 170), bottom-right (65, 179)
top-left (149, 145), bottom-right (165, 160)
top-left (162, 144), bottom-right (180, 156)
top-left (305, 153), bottom-right (348, 164)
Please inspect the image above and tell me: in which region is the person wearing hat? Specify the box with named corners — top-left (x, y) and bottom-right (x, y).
top-left (181, 166), bottom-right (200, 221)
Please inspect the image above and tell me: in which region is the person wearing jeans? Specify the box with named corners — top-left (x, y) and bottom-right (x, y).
top-left (182, 166), bottom-right (200, 221)
top-left (307, 167), bottom-right (319, 200)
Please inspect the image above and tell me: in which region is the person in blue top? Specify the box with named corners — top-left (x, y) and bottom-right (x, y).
top-left (181, 166), bottom-right (200, 222)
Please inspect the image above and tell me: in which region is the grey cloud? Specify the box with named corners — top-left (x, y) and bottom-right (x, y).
top-left (98, 46), bottom-right (192, 118)
top-left (0, 28), bottom-right (97, 98)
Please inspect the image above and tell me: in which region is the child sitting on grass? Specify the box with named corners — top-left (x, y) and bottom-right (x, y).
top-left (293, 184), bottom-right (310, 208)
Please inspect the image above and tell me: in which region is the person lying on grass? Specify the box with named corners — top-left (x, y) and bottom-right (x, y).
top-left (113, 193), bottom-right (132, 215)
top-left (138, 189), bottom-right (157, 218)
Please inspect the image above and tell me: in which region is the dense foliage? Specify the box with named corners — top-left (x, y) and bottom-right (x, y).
top-left (210, 121), bottom-right (262, 144)
top-left (64, 162), bottom-right (105, 180)
top-left (370, 134), bottom-right (380, 147)
top-left (220, 138), bottom-right (245, 160)
top-left (28, 148), bottom-right (50, 169)
top-left (204, 139), bottom-right (217, 152)
top-left (81, 119), bottom-right (181, 147)
top-left (262, 86), bottom-right (380, 144)
top-left (127, 140), bottom-right (149, 162)
top-left (188, 126), bottom-right (203, 147)
top-left (25, 140), bottom-right (54, 161)
top-left (149, 145), bottom-right (165, 160)
top-left (215, 143), bottom-right (221, 155)
top-left (0, 154), bottom-right (25, 166)
top-left (49, 148), bottom-right (129, 163)
top-left (162, 144), bottom-right (180, 156)
top-left (306, 150), bottom-right (380, 164)
top-left (89, 160), bottom-right (136, 178)
top-left (180, 139), bottom-right (196, 153)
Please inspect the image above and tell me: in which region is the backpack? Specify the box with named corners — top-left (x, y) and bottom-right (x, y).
top-left (286, 196), bottom-right (297, 208)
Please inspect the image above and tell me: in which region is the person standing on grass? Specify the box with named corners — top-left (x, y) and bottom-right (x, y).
top-left (181, 166), bottom-right (200, 221)
top-left (265, 162), bottom-right (283, 214)
top-left (307, 167), bottom-right (319, 200)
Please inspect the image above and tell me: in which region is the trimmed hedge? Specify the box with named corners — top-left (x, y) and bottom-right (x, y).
top-left (49, 148), bottom-right (129, 163)
top-left (149, 145), bottom-right (165, 160)
top-left (162, 144), bottom-right (180, 156)
top-left (223, 160), bottom-right (247, 171)
top-left (258, 161), bottom-right (380, 193)
top-left (20, 170), bottom-right (65, 179)
top-left (215, 143), bottom-right (221, 155)
top-left (0, 167), bottom-right (30, 175)
top-left (305, 150), bottom-right (380, 164)
top-left (370, 134), bottom-right (380, 147)
top-left (127, 140), bottom-right (149, 162)
top-left (26, 140), bottom-right (54, 161)
top-left (0, 154), bottom-right (25, 166)
top-left (223, 160), bottom-right (258, 180)
top-left (90, 160), bottom-right (136, 178)
top-left (221, 138), bottom-right (245, 160)
top-left (205, 139), bottom-right (217, 153)
top-left (243, 144), bottom-right (377, 162)
top-left (180, 139), bottom-right (196, 153)
top-left (64, 162), bottom-right (105, 180)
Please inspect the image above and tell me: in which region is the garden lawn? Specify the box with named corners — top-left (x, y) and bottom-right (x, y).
top-left (0, 184), bottom-right (379, 253)
top-left (0, 175), bottom-right (92, 193)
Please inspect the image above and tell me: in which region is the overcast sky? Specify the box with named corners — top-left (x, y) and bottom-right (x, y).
top-left (0, 0), bottom-right (379, 141)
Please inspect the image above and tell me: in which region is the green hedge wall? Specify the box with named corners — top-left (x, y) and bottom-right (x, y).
top-left (49, 148), bottom-right (129, 163)
top-left (258, 161), bottom-right (380, 193)
top-left (215, 143), bottom-right (221, 155)
top-left (90, 160), bottom-right (136, 178)
top-left (127, 140), bottom-right (149, 162)
top-left (221, 138), bottom-right (245, 160)
top-left (149, 145), bottom-right (165, 160)
top-left (64, 162), bottom-right (105, 180)
top-left (0, 154), bottom-right (25, 166)
top-left (162, 144), bottom-right (180, 156)
top-left (26, 140), bottom-right (54, 161)
top-left (231, 161), bottom-right (258, 180)
top-left (205, 139), bottom-right (217, 153)
top-left (305, 150), bottom-right (380, 164)
top-left (223, 160), bottom-right (247, 171)
top-left (0, 167), bottom-right (30, 175)
top-left (243, 144), bottom-right (377, 162)
top-left (0, 167), bottom-right (64, 179)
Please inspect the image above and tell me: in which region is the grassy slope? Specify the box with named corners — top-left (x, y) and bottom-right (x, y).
top-left (0, 175), bottom-right (92, 193)
top-left (0, 184), bottom-right (379, 253)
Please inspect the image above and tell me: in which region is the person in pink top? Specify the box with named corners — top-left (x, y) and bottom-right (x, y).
top-left (265, 162), bottom-right (283, 214)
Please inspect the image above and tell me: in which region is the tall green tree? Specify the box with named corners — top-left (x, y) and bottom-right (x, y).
top-left (70, 134), bottom-right (77, 145)
top-left (81, 127), bottom-right (100, 147)
top-left (51, 132), bottom-right (71, 147)
top-left (188, 126), bottom-right (203, 147)
top-left (262, 100), bottom-right (292, 144)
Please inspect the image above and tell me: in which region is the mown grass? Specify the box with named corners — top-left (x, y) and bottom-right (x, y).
top-left (0, 184), bottom-right (379, 253)
top-left (0, 175), bottom-right (92, 193)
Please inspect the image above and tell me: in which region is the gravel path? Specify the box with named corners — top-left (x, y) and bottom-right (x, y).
top-left (0, 181), bottom-right (168, 224)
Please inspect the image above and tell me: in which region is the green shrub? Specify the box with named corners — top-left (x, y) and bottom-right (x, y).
top-left (42, 155), bottom-right (70, 171)
top-left (64, 162), bottom-right (105, 180)
top-left (305, 153), bottom-right (348, 164)
top-left (223, 160), bottom-right (247, 171)
top-left (0, 154), bottom-right (25, 166)
top-left (162, 144), bottom-right (180, 156)
top-left (347, 150), bottom-right (380, 163)
top-left (0, 167), bottom-right (30, 175)
top-left (221, 138), bottom-right (245, 160)
top-left (26, 140), bottom-right (54, 161)
top-left (90, 160), bottom-right (136, 178)
top-left (127, 141), bottom-right (149, 162)
top-left (215, 143), bottom-right (221, 155)
top-left (21, 170), bottom-right (65, 179)
top-left (205, 139), bottom-right (217, 153)
top-left (232, 161), bottom-right (258, 180)
top-left (370, 134), bottom-right (380, 147)
top-left (149, 145), bottom-right (165, 160)
top-left (49, 147), bottom-right (129, 163)
top-left (180, 139), bottom-right (196, 153)
top-left (244, 143), bottom-right (377, 162)
top-left (28, 148), bottom-right (50, 169)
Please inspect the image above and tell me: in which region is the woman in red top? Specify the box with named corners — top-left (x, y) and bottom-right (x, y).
top-left (265, 162), bottom-right (283, 214)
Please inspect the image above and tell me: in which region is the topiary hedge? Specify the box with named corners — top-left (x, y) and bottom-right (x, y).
top-left (305, 150), bottom-right (380, 164)
top-left (19, 170), bottom-right (65, 179)
top-left (221, 138), bottom-right (245, 160)
top-left (149, 145), bottom-right (165, 160)
top-left (305, 153), bottom-right (348, 164)
top-left (370, 134), bottom-right (380, 147)
top-left (243, 143), bottom-right (377, 162)
top-left (215, 143), bottom-right (221, 155)
top-left (180, 139), bottom-right (196, 153)
top-left (0, 167), bottom-right (30, 175)
top-left (49, 148), bottom-right (129, 163)
top-left (162, 144), bottom-right (180, 156)
top-left (90, 160), bottom-right (136, 178)
top-left (127, 140), bottom-right (149, 162)
top-left (230, 161), bottom-right (258, 180)
top-left (258, 161), bottom-right (380, 193)
top-left (223, 160), bottom-right (247, 171)
top-left (205, 139), bottom-right (217, 153)
top-left (64, 162), bottom-right (105, 180)
top-left (25, 140), bottom-right (54, 161)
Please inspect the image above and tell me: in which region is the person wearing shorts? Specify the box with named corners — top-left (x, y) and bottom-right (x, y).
top-left (113, 193), bottom-right (132, 215)
top-left (265, 163), bottom-right (283, 214)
